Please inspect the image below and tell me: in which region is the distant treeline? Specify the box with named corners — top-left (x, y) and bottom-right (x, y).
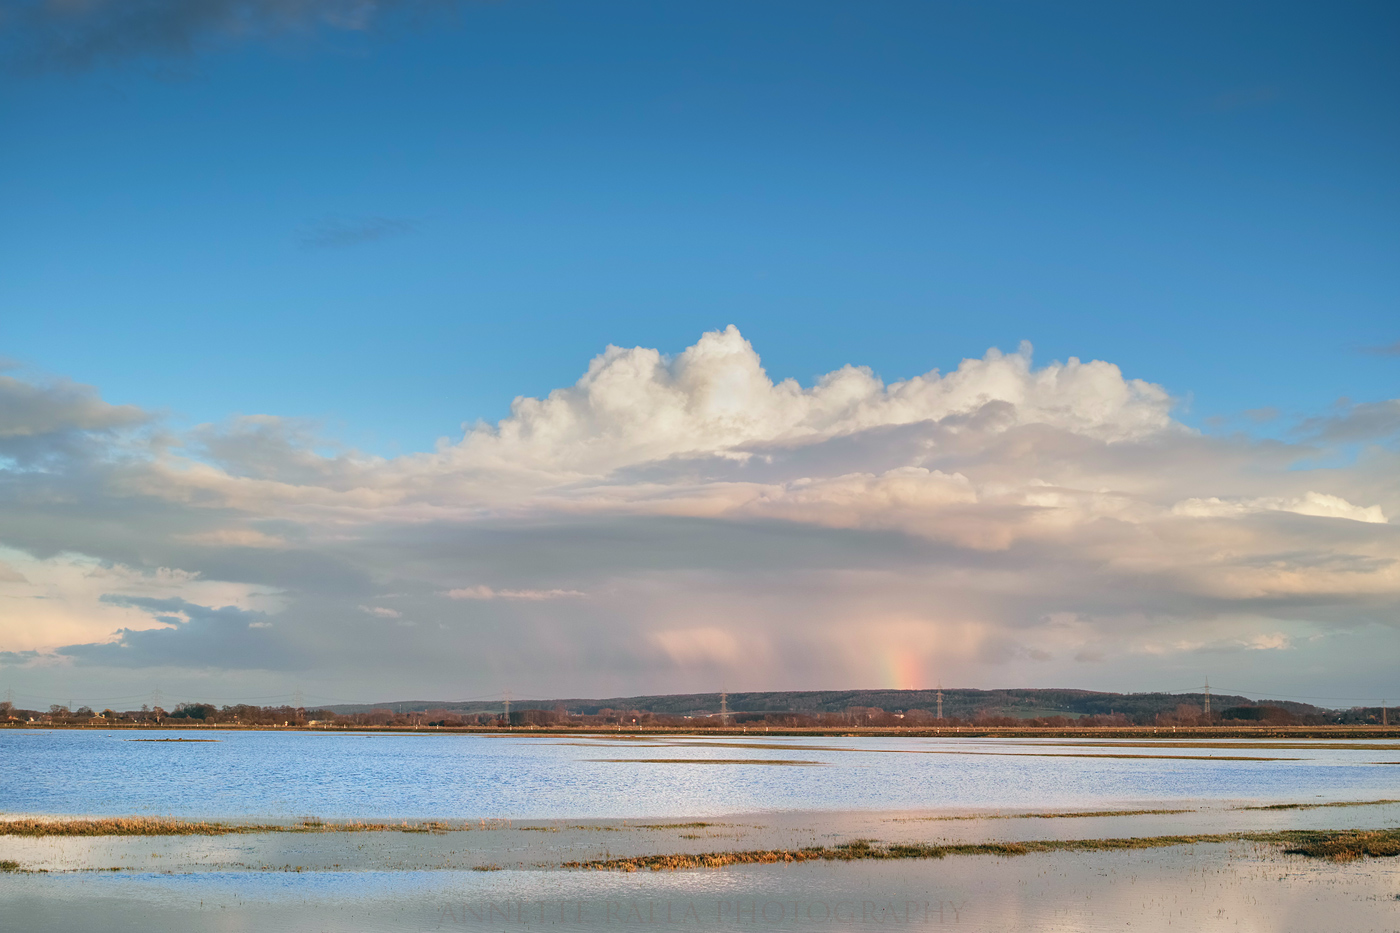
top-left (3, 690), bottom-right (1390, 729)
top-left (0, 701), bottom-right (341, 727)
top-left (316, 688), bottom-right (1387, 727)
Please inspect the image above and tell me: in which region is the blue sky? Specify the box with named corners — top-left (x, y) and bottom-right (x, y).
top-left (3, 1), bottom-right (1396, 454)
top-left (0, 1), bottom-right (1397, 706)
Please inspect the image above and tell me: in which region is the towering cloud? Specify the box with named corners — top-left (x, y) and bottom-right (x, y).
top-left (0, 328), bottom-right (1395, 701)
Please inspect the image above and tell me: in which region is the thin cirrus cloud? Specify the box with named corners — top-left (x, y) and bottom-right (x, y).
top-left (299, 216), bottom-right (414, 251)
top-left (446, 586), bottom-right (587, 601)
top-left (0, 326), bottom-right (1395, 699)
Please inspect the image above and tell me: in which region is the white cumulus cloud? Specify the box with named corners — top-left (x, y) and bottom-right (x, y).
top-left (0, 327), bottom-right (1396, 700)
top-left (1173, 492), bottom-right (1387, 524)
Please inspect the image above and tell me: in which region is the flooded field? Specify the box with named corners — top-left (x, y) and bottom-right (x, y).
top-left (4, 842), bottom-right (1399, 932)
top-left (3, 730), bottom-right (1399, 819)
top-left (2, 731), bottom-right (1397, 931)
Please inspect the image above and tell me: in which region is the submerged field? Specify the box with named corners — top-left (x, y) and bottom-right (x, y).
top-left (4, 729), bottom-right (1399, 819)
top-left (2, 730), bottom-right (1397, 931)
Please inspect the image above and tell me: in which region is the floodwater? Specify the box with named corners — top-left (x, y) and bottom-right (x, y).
top-left (3, 730), bottom-right (1398, 932)
top-left (2, 730), bottom-right (1398, 819)
top-left (4, 845), bottom-right (1399, 932)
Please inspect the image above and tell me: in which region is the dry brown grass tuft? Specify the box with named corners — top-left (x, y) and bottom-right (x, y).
top-left (1280, 829), bottom-right (1400, 861)
top-left (0, 818), bottom-right (238, 837)
top-left (889, 808), bottom-right (1193, 822)
top-left (0, 817), bottom-right (464, 837)
top-left (562, 828), bottom-right (1400, 871)
top-left (588, 759), bottom-right (825, 765)
top-left (1239, 799), bottom-right (1400, 812)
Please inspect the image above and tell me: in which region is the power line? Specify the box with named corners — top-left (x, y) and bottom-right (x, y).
top-left (1178, 685), bottom-right (1394, 705)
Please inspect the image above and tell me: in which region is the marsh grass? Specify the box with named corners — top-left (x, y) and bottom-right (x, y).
top-left (561, 828), bottom-right (1400, 871)
top-left (1281, 830), bottom-right (1400, 861)
top-left (1239, 799), bottom-right (1400, 811)
top-left (566, 738), bottom-right (1316, 760)
top-left (888, 808), bottom-right (1194, 822)
top-left (587, 758), bottom-right (825, 765)
top-left (564, 741), bottom-right (838, 751)
top-left (0, 817), bottom-right (466, 837)
top-left (595, 747), bottom-right (1294, 762)
top-left (0, 860), bottom-right (21, 871)
top-left (1007, 741), bottom-right (1400, 751)
top-left (915, 751), bottom-right (1295, 761)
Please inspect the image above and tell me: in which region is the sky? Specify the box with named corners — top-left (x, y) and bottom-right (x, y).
top-left (0, 1), bottom-right (1397, 711)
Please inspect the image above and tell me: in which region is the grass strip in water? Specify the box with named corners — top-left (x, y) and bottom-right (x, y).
top-left (1004, 741), bottom-right (1400, 751)
top-left (912, 750), bottom-right (1296, 761)
top-left (587, 758), bottom-right (824, 765)
top-left (582, 744), bottom-right (1301, 761)
top-left (1238, 799), bottom-right (1400, 811)
top-left (1279, 829), bottom-right (1400, 861)
top-left (561, 828), bottom-right (1400, 871)
top-left (0, 817), bottom-right (468, 837)
top-left (888, 808), bottom-right (1194, 822)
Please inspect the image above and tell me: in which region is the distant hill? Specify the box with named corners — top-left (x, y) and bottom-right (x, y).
top-left (324, 688), bottom-right (1332, 723)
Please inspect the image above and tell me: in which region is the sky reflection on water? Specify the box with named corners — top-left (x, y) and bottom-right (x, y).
top-left (2, 730), bottom-right (1397, 819)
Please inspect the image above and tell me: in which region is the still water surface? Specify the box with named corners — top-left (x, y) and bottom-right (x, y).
top-left (4, 730), bottom-right (1397, 819)
top-left (7, 849), bottom-right (1396, 933)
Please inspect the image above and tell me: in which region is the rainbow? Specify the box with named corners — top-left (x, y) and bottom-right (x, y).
top-left (880, 650), bottom-right (925, 691)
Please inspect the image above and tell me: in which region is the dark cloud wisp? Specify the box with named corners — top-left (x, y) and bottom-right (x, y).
top-left (1, 0), bottom-right (451, 72)
top-left (1360, 340), bottom-right (1400, 357)
top-left (58, 596), bottom-right (305, 670)
top-left (299, 215), bottom-right (415, 250)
